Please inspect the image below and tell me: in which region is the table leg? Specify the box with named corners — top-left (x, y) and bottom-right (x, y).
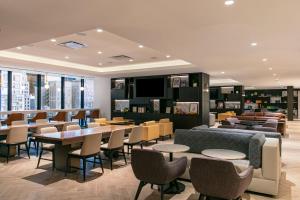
top-left (169, 152), bottom-right (173, 161)
top-left (54, 144), bottom-right (80, 171)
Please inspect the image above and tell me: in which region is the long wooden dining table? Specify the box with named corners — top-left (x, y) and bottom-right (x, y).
top-left (34, 125), bottom-right (132, 171)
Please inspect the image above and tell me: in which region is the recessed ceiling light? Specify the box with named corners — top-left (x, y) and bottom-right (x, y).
top-left (262, 58), bottom-right (268, 62)
top-left (129, 59), bottom-right (134, 62)
top-left (221, 71), bottom-right (225, 74)
top-left (251, 42), bottom-right (258, 47)
top-left (64, 56), bottom-right (70, 59)
top-left (138, 45), bottom-right (144, 48)
top-left (97, 51), bottom-right (102, 54)
top-left (96, 28), bottom-right (103, 33)
top-left (98, 62), bottom-right (102, 66)
top-left (224, 0), bottom-right (235, 6)
top-left (273, 73), bottom-right (277, 76)
top-left (166, 55), bottom-right (171, 58)
top-left (16, 46), bottom-right (22, 50)
top-left (50, 38), bottom-right (57, 42)
top-left (268, 67), bottom-right (273, 71)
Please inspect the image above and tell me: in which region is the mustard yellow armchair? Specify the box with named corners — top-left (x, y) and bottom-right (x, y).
top-left (94, 118), bottom-right (108, 126)
top-left (140, 121), bottom-right (160, 142)
top-left (158, 118), bottom-right (173, 138)
top-left (217, 111), bottom-right (236, 122)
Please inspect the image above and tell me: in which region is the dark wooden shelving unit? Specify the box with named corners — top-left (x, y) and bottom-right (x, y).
top-left (209, 85), bottom-right (244, 115)
top-left (111, 73), bottom-right (210, 129)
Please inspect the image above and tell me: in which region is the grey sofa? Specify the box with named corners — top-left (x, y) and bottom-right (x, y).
top-left (173, 127), bottom-right (281, 196)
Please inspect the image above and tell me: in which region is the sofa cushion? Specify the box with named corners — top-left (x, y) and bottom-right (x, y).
top-left (144, 121), bottom-right (156, 126)
top-left (159, 118), bottom-right (170, 123)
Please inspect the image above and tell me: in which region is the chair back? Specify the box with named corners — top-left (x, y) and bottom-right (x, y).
top-left (36, 124), bottom-right (55, 134)
top-left (74, 110), bottom-right (86, 119)
top-left (32, 112), bottom-right (47, 122)
top-left (189, 157), bottom-right (248, 199)
top-left (11, 120), bottom-right (26, 126)
top-left (53, 112), bottom-right (67, 121)
top-left (36, 119), bottom-right (49, 125)
top-left (90, 109), bottom-right (100, 118)
top-left (40, 127), bottom-right (58, 134)
top-left (5, 113), bottom-right (24, 125)
top-left (108, 129), bottom-right (125, 149)
top-left (6, 126), bottom-right (28, 144)
top-left (81, 133), bottom-right (102, 156)
top-left (88, 122), bottom-right (100, 128)
top-left (66, 124), bottom-right (81, 131)
top-left (131, 149), bottom-right (168, 184)
top-left (128, 126), bottom-right (143, 144)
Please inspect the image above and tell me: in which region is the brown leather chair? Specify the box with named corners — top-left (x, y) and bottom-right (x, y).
top-left (86, 109), bottom-right (100, 121)
top-left (131, 149), bottom-right (187, 200)
top-left (49, 111), bottom-right (67, 122)
top-left (189, 157), bottom-right (253, 200)
top-left (31, 112), bottom-right (47, 122)
top-left (2, 113), bottom-right (24, 126)
top-left (71, 110), bottom-right (86, 126)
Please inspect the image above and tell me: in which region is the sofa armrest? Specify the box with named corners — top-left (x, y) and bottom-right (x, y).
top-left (262, 138), bottom-right (281, 180)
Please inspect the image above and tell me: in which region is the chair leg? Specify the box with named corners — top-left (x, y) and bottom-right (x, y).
top-left (122, 147), bottom-right (127, 165)
top-left (134, 181), bottom-right (146, 200)
top-left (93, 156), bottom-right (96, 167)
top-left (17, 144), bottom-right (20, 157)
top-left (36, 149), bottom-right (43, 168)
top-left (83, 158), bottom-right (86, 181)
top-left (52, 150), bottom-right (55, 170)
top-left (98, 153), bottom-right (104, 173)
top-left (6, 145), bottom-right (10, 163)
top-left (140, 143), bottom-right (143, 149)
top-left (198, 194), bottom-right (205, 200)
top-left (36, 142), bottom-right (39, 157)
top-left (109, 151), bottom-right (113, 170)
top-left (25, 143), bottom-right (30, 159)
top-left (160, 185), bottom-right (164, 200)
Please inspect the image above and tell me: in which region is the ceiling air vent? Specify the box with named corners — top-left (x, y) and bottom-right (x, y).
top-left (59, 41), bottom-right (87, 49)
top-left (110, 55), bottom-right (133, 61)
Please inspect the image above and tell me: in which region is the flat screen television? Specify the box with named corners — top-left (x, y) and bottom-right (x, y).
top-left (135, 78), bottom-right (165, 97)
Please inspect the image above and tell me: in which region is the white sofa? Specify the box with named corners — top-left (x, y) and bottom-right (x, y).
top-left (174, 137), bottom-right (281, 196)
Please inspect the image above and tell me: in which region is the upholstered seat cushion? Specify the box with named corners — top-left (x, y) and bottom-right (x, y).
top-left (42, 143), bottom-right (55, 150)
top-left (101, 143), bottom-right (109, 149)
top-left (123, 138), bottom-right (130, 144)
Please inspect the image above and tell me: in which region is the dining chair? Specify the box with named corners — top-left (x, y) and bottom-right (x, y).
top-left (36, 127), bottom-right (58, 170)
top-left (36, 119), bottom-right (49, 125)
top-left (2, 113), bottom-right (24, 126)
top-left (87, 122), bottom-right (100, 128)
top-left (124, 126), bottom-right (144, 154)
top-left (101, 129), bottom-right (127, 170)
top-left (86, 109), bottom-right (100, 122)
top-left (71, 110), bottom-right (86, 126)
top-left (29, 121), bottom-right (51, 156)
top-left (30, 112), bottom-right (47, 123)
top-left (49, 111), bottom-right (67, 122)
top-left (65, 133), bottom-right (104, 181)
top-left (0, 126), bottom-right (30, 163)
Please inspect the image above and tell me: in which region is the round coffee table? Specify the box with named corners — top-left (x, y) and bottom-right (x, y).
top-left (152, 144), bottom-right (190, 194)
top-left (152, 144), bottom-right (190, 161)
top-left (201, 149), bottom-right (246, 160)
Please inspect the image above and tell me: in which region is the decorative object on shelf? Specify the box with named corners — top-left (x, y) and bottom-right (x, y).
top-left (138, 107), bottom-right (145, 113)
top-left (132, 106), bottom-right (137, 113)
top-left (114, 79), bottom-right (125, 89)
top-left (123, 108), bottom-right (129, 112)
top-left (115, 100), bottom-right (129, 112)
top-left (189, 103), bottom-right (198, 114)
top-left (180, 76), bottom-right (189, 87)
top-left (217, 102), bottom-right (224, 109)
top-left (225, 101), bottom-right (240, 109)
top-left (153, 99), bottom-right (160, 113)
top-left (172, 77), bottom-right (181, 88)
top-left (166, 107), bottom-right (171, 114)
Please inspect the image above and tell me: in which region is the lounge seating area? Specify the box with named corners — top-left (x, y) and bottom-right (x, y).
top-left (2, 1), bottom-right (300, 200)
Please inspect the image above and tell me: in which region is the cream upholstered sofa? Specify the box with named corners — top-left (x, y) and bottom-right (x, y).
top-left (158, 118), bottom-right (173, 138)
top-left (174, 128), bottom-right (281, 196)
top-left (140, 121), bottom-right (160, 142)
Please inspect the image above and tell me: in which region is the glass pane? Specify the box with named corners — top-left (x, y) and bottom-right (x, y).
top-left (0, 71), bottom-right (8, 111)
top-left (84, 79), bottom-right (94, 108)
top-left (65, 77), bottom-right (81, 109)
top-left (12, 72), bottom-right (37, 110)
top-left (41, 75), bottom-right (61, 109)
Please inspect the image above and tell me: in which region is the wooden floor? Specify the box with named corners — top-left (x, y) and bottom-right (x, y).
top-left (1, 121), bottom-right (300, 200)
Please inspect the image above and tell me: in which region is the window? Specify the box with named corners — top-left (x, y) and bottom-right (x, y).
top-left (41, 74), bottom-right (61, 109)
top-left (64, 77), bottom-right (81, 109)
top-left (84, 79), bottom-right (94, 108)
top-left (0, 70), bottom-right (8, 111)
top-left (12, 72), bottom-right (37, 111)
